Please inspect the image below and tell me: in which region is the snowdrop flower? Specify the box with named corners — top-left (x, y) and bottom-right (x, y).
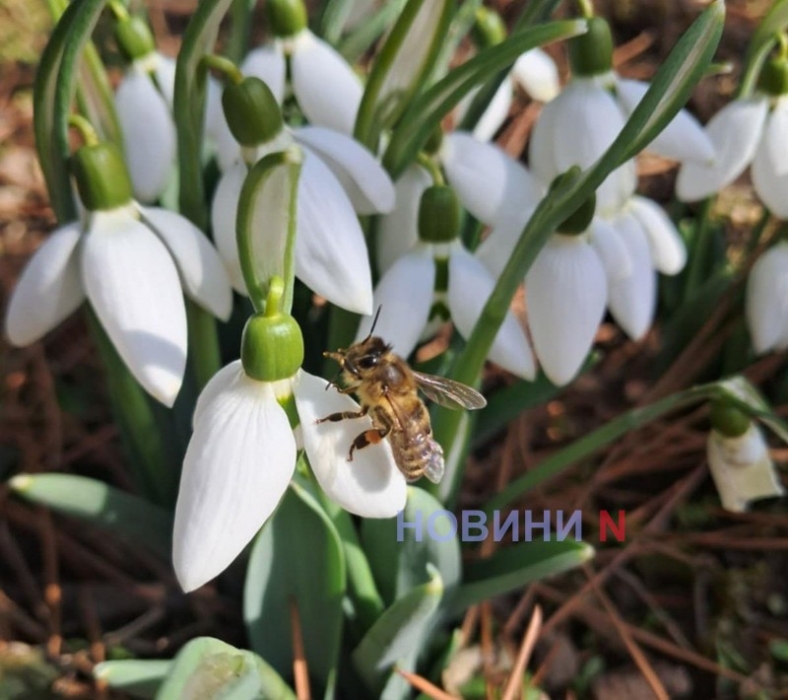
top-left (378, 130), bottom-right (544, 273)
top-left (745, 241), bottom-right (788, 354)
top-left (112, 16), bottom-right (176, 203)
top-left (677, 55), bottom-right (788, 215)
top-left (173, 284), bottom-right (406, 592)
top-left (358, 185), bottom-right (535, 380)
top-left (5, 139), bottom-right (232, 407)
top-left (213, 0), bottom-right (361, 151)
top-left (211, 77), bottom-right (394, 314)
top-left (706, 402), bottom-right (784, 512)
top-left (530, 16), bottom-right (713, 217)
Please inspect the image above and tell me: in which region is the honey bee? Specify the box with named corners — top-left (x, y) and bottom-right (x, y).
top-left (318, 310), bottom-right (487, 484)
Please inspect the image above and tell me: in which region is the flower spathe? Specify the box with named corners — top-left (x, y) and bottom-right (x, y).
top-left (745, 241), bottom-right (788, 354)
top-left (173, 362), bottom-right (407, 592)
top-left (707, 423), bottom-right (784, 512)
top-left (356, 242), bottom-right (536, 380)
top-left (5, 204), bottom-right (233, 407)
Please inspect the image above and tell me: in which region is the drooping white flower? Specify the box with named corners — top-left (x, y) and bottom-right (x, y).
top-left (745, 241), bottom-right (788, 354)
top-left (356, 242), bottom-right (536, 380)
top-left (707, 423), bottom-right (784, 512)
top-left (210, 78), bottom-right (394, 315)
top-left (5, 144), bottom-right (232, 407)
top-left (377, 131), bottom-right (544, 273)
top-left (173, 361), bottom-right (407, 592)
top-left (115, 52), bottom-right (177, 204)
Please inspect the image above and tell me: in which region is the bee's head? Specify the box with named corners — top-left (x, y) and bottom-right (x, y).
top-left (323, 306), bottom-right (390, 379)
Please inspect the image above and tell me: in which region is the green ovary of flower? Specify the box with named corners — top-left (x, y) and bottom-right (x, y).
top-left (568, 16), bottom-right (613, 77)
top-left (222, 77), bottom-right (284, 147)
top-left (709, 400), bottom-right (751, 438)
top-left (70, 143), bottom-right (134, 211)
top-left (266, 0), bottom-right (308, 38)
top-left (418, 185), bottom-right (461, 243)
top-left (114, 16), bottom-right (156, 62)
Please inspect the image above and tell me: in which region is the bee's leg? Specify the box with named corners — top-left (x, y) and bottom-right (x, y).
top-left (316, 405), bottom-right (369, 424)
top-left (348, 427), bottom-right (390, 462)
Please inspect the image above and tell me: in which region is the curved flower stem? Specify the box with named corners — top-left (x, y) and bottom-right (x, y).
top-left (67, 114), bottom-right (99, 146)
top-left (201, 53), bottom-right (244, 84)
top-left (416, 152), bottom-right (445, 186)
top-left (738, 0), bottom-right (788, 98)
top-left (575, 0), bottom-right (594, 19)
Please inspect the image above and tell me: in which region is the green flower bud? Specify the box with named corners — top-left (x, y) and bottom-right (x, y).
top-left (757, 56), bottom-right (788, 97)
top-left (71, 143), bottom-right (134, 211)
top-left (241, 312), bottom-right (304, 382)
top-left (569, 16), bottom-right (613, 77)
top-left (418, 185), bottom-right (461, 243)
top-left (114, 16), bottom-right (156, 62)
top-left (222, 77), bottom-right (284, 147)
top-left (709, 400), bottom-right (751, 438)
top-left (548, 171), bottom-right (595, 234)
top-left (266, 0), bottom-right (307, 38)
top-left (472, 7), bottom-right (506, 49)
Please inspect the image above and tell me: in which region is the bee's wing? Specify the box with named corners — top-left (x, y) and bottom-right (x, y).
top-left (412, 371), bottom-right (487, 410)
top-left (422, 437), bottom-right (445, 483)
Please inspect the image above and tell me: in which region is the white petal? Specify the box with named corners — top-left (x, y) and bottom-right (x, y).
top-left (355, 247), bottom-right (434, 357)
top-left (376, 164), bottom-right (432, 274)
top-left (211, 163), bottom-right (248, 293)
top-left (525, 234), bottom-right (606, 385)
top-left (293, 127), bottom-right (395, 214)
top-left (296, 152), bottom-right (373, 314)
top-left (615, 77), bottom-right (715, 163)
top-left (294, 371), bottom-right (407, 517)
top-left (676, 98), bottom-right (769, 202)
top-left (115, 69), bottom-right (176, 203)
top-left (173, 373), bottom-right (296, 591)
top-left (291, 31), bottom-right (362, 135)
top-left (204, 76), bottom-right (224, 139)
top-left (139, 207), bottom-right (233, 320)
top-left (442, 131), bottom-right (544, 226)
top-left (707, 425), bottom-right (784, 512)
top-left (213, 107), bottom-right (243, 172)
top-left (82, 208), bottom-right (187, 407)
top-left (752, 100), bottom-right (788, 217)
top-left (5, 223), bottom-right (84, 346)
top-left (472, 79), bottom-right (513, 142)
top-left (745, 242), bottom-right (788, 354)
top-left (449, 246), bottom-right (536, 380)
top-left (607, 213), bottom-right (656, 341)
top-left (628, 196), bottom-right (686, 275)
top-left (241, 44), bottom-right (287, 103)
top-left (192, 360), bottom-right (244, 427)
top-left (588, 216), bottom-right (632, 283)
top-left (529, 79), bottom-right (634, 214)
top-left (511, 48), bottom-right (560, 103)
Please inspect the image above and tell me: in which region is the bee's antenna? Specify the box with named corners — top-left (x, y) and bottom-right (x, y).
top-left (367, 305), bottom-right (383, 339)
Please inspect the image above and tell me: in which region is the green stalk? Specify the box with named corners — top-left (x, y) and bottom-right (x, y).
top-left (682, 197), bottom-right (715, 301)
top-left (186, 301), bottom-right (223, 389)
top-left (738, 0), bottom-right (788, 98)
top-left (226, 0), bottom-right (255, 65)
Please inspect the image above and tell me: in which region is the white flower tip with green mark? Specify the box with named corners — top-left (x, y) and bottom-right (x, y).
top-left (525, 234), bottom-right (607, 386)
top-left (5, 222), bottom-right (84, 347)
top-left (745, 242), bottom-right (788, 355)
top-left (115, 67), bottom-right (176, 203)
top-left (173, 362), bottom-right (297, 592)
top-left (511, 48), bottom-right (560, 103)
top-left (707, 425), bottom-right (784, 512)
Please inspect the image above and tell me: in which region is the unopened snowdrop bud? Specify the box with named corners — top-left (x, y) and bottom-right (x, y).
top-left (418, 185), bottom-right (461, 243)
top-left (114, 16), bottom-right (156, 61)
top-left (745, 241), bottom-right (788, 354)
top-left (222, 77), bottom-right (284, 147)
top-left (266, 0), bottom-right (308, 37)
top-left (707, 401), bottom-right (784, 512)
top-left (71, 143), bottom-right (134, 211)
top-left (568, 16), bottom-right (613, 77)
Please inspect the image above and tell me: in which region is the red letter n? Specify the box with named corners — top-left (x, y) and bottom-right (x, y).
top-left (599, 510), bottom-right (625, 543)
